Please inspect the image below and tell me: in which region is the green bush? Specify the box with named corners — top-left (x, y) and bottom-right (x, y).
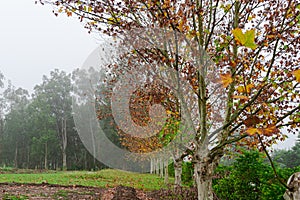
top-left (168, 161), bottom-right (194, 186)
top-left (213, 150), bottom-right (297, 200)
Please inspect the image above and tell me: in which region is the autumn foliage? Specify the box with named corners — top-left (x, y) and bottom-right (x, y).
top-left (42, 0), bottom-right (300, 198)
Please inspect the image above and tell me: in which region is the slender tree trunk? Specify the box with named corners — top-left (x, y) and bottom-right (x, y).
top-left (62, 118), bottom-right (67, 170)
top-left (27, 147), bottom-right (30, 169)
top-left (89, 120), bottom-right (96, 169)
top-left (164, 159), bottom-right (169, 184)
top-left (44, 142), bottom-right (48, 170)
top-left (155, 158), bottom-right (159, 175)
top-left (84, 151), bottom-right (87, 170)
top-left (160, 158), bottom-right (164, 178)
top-left (14, 143), bottom-right (18, 168)
top-left (153, 158), bottom-right (156, 174)
top-left (173, 158), bottom-right (182, 187)
top-left (150, 157), bottom-right (153, 174)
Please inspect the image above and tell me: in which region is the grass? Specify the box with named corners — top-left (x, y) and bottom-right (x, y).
top-left (3, 194), bottom-right (28, 200)
top-left (0, 169), bottom-right (173, 191)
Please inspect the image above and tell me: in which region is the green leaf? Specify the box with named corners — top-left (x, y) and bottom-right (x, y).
top-left (232, 28), bottom-right (258, 50)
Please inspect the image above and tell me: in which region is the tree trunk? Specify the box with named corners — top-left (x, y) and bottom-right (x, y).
top-left (284, 172), bottom-right (300, 200)
top-left (174, 159), bottom-right (182, 187)
top-left (160, 158), bottom-right (164, 178)
top-left (164, 159), bottom-right (169, 184)
top-left (150, 157), bottom-right (153, 174)
top-left (62, 118), bottom-right (67, 170)
top-left (194, 161), bottom-right (214, 200)
top-left (14, 144), bottom-right (18, 168)
top-left (27, 147), bottom-right (30, 169)
top-left (44, 142), bottom-right (48, 170)
top-left (89, 120), bottom-right (96, 169)
top-left (156, 159), bottom-right (159, 175)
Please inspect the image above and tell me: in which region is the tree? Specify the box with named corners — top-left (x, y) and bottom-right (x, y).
top-left (72, 67), bottom-right (111, 170)
top-left (26, 94), bottom-right (59, 169)
top-left (0, 71), bottom-right (5, 153)
top-left (273, 132), bottom-right (300, 168)
top-left (2, 84), bottom-right (30, 168)
top-left (44, 1), bottom-right (300, 199)
top-left (34, 69), bottom-right (73, 170)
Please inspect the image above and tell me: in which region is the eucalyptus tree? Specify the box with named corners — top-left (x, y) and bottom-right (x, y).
top-left (34, 69), bottom-right (72, 170)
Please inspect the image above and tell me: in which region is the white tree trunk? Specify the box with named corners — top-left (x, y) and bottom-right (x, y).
top-left (155, 158), bottom-right (159, 175)
top-left (150, 157), bottom-right (153, 174)
top-left (62, 118), bottom-right (67, 170)
top-left (160, 158), bottom-right (164, 178)
top-left (194, 161), bottom-right (214, 200)
top-left (174, 159), bottom-right (182, 187)
top-left (284, 172), bottom-right (300, 200)
top-left (164, 159), bottom-right (169, 184)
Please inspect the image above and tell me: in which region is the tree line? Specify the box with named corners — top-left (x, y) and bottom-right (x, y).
top-left (0, 69), bottom-right (105, 170)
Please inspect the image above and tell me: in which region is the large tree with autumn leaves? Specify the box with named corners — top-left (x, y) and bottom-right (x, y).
top-left (42, 0), bottom-right (300, 199)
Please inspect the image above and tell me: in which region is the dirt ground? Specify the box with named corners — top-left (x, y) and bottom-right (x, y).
top-left (0, 182), bottom-right (198, 200)
top-left (0, 183), bottom-right (155, 200)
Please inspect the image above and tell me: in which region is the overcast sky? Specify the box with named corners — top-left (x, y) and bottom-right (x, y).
top-left (0, 0), bottom-right (296, 150)
top-left (0, 0), bottom-right (98, 92)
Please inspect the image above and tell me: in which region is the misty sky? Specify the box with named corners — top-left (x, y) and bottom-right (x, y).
top-left (0, 0), bottom-right (296, 150)
top-left (0, 0), bottom-right (98, 91)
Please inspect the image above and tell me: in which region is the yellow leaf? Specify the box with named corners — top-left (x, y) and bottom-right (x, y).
top-left (166, 110), bottom-right (172, 115)
top-left (232, 28), bottom-right (257, 50)
top-left (237, 85), bottom-right (244, 93)
top-left (232, 28), bottom-right (245, 44)
top-left (292, 69), bottom-right (300, 83)
top-left (220, 73), bottom-right (233, 88)
top-left (246, 84), bottom-right (254, 93)
top-left (237, 84), bottom-right (254, 93)
top-left (107, 17), bottom-right (121, 25)
top-left (178, 20), bottom-right (185, 32)
top-left (246, 127), bottom-right (259, 136)
top-left (232, 95), bottom-right (249, 100)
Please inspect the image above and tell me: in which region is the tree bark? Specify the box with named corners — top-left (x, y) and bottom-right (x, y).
top-left (44, 142), bottom-right (48, 170)
top-left (62, 118), bottom-right (67, 170)
top-left (14, 143), bottom-right (18, 168)
top-left (173, 158), bottom-right (182, 187)
top-left (160, 158), bottom-right (164, 178)
top-left (194, 161), bottom-right (214, 200)
top-left (155, 158), bottom-right (159, 175)
top-left (150, 157), bottom-right (153, 174)
top-left (164, 159), bottom-right (169, 184)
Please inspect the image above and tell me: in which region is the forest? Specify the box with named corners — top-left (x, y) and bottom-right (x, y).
top-left (0, 69), bottom-right (104, 170)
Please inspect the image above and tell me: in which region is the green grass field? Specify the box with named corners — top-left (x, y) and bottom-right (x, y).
top-left (0, 169), bottom-right (173, 190)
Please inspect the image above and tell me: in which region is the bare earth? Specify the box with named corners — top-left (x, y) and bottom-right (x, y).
top-left (0, 183), bottom-right (155, 200)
